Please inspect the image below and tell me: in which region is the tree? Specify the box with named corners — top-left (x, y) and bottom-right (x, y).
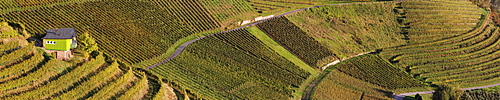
top-left (415, 93), bottom-right (423, 100)
top-left (77, 32), bottom-right (98, 53)
top-left (432, 84), bottom-right (463, 100)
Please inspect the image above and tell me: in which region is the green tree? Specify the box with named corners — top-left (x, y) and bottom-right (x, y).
top-left (415, 93), bottom-right (423, 100)
top-left (432, 85), bottom-right (463, 100)
top-left (77, 32), bottom-right (98, 53)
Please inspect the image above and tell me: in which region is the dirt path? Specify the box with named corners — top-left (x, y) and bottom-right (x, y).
top-left (393, 83), bottom-right (500, 100)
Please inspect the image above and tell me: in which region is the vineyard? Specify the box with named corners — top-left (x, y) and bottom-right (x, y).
top-left (381, 20), bottom-right (500, 87)
top-left (3, 0), bottom-right (500, 99)
top-left (0, 0), bottom-right (101, 14)
top-left (199, 0), bottom-right (257, 28)
top-left (149, 0), bottom-right (221, 33)
top-left (257, 17), bottom-right (336, 67)
top-left (398, 0), bottom-right (484, 43)
top-left (379, 0), bottom-right (500, 88)
top-left (312, 69), bottom-right (393, 100)
top-left (248, 0), bottom-right (313, 14)
top-left (334, 54), bottom-right (425, 90)
top-left (0, 37), bottom-right (175, 99)
top-left (0, 1), bottom-right (193, 65)
top-left (149, 28), bottom-right (310, 99)
top-left (287, 2), bottom-right (406, 58)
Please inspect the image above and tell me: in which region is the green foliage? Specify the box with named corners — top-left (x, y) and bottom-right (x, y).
top-left (149, 28), bottom-right (310, 99)
top-left (1, 1), bottom-right (192, 65)
top-left (415, 94), bottom-right (423, 100)
top-left (335, 54), bottom-right (425, 89)
top-left (257, 17), bottom-right (335, 67)
top-left (461, 89), bottom-right (500, 100)
top-left (77, 32), bottom-right (98, 53)
top-left (432, 85), bottom-right (463, 100)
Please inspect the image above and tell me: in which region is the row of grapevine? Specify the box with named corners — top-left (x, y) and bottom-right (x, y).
top-left (117, 72), bottom-right (149, 100)
top-left (0, 56), bottom-right (74, 95)
top-left (379, 10), bottom-right (500, 87)
top-left (379, 18), bottom-right (491, 58)
top-left (198, 0), bottom-right (256, 23)
top-left (152, 80), bottom-right (177, 100)
top-left (0, 1), bottom-right (193, 65)
top-left (0, 49), bottom-right (45, 83)
top-left (53, 62), bottom-right (122, 100)
top-left (257, 17), bottom-right (335, 67)
top-left (335, 54), bottom-right (425, 89)
top-left (0, 43), bottom-right (34, 67)
top-left (311, 69), bottom-right (392, 100)
top-left (248, 0), bottom-right (312, 14)
top-left (149, 0), bottom-right (220, 33)
top-left (398, 0), bottom-right (483, 43)
top-left (1, 54), bottom-right (106, 99)
top-left (0, 0), bottom-right (100, 14)
top-left (149, 28), bottom-right (310, 99)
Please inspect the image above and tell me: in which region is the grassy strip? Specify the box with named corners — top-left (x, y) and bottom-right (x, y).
top-left (247, 26), bottom-right (318, 74)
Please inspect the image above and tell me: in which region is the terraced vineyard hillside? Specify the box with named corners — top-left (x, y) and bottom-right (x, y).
top-left (381, 6), bottom-right (500, 88)
top-left (149, 29), bottom-right (311, 99)
top-left (398, 0), bottom-right (484, 43)
top-left (0, 37), bottom-right (175, 99)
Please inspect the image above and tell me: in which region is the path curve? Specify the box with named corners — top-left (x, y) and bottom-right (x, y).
top-left (393, 83), bottom-right (500, 100)
top-left (145, 0), bottom-right (406, 69)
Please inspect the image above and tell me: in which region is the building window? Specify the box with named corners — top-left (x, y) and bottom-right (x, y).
top-left (46, 41), bottom-right (56, 44)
